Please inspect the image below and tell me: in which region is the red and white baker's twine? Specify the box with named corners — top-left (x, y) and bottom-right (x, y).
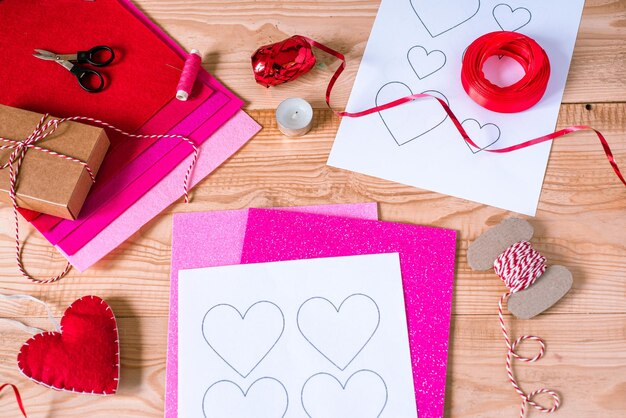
top-left (494, 241), bottom-right (560, 417)
top-left (0, 114), bottom-right (198, 284)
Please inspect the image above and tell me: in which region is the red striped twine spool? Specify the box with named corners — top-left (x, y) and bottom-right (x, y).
top-left (176, 49), bottom-right (202, 101)
top-left (494, 241), bottom-right (560, 418)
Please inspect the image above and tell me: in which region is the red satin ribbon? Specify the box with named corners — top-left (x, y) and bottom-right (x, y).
top-left (461, 31), bottom-right (550, 113)
top-left (0, 384), bottom-right (28, 417)
top-left (252, 35), bottom-right (625, 187)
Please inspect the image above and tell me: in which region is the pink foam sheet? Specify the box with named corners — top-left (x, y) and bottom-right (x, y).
top-left (59, 110), bottom-right (261, 271)
top-left (165, 202), bottom-right (379, 418)
top-left (55, 91), bottom-right (238, 255)
top-left (241, 209), bottom-right (457, 418)
top-left (39, 89), bottom-right (235, 249)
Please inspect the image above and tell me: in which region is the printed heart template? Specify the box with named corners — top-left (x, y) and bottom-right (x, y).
top-left (301, 370), bottom-right (388, 418)
top-left (203, 377), bottom-right (288, 418)
top-left (410, 0), bottom-right (481, 37)
top-left (376, 82), bottom-right (449, 146)
top-left (493, 3), bottom-right (532, 32)
top-left (17, 295), bottom-right (120, 395)
top-left (202, 301), bottom-right (285, 378)
top-left (407, 46), bottom-right (447, 79)
top-left (461, 118), bottom-right (501, 153)
top-left (297, 294), bottom-right (379, 370)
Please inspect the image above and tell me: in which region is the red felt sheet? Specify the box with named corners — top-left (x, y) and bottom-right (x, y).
top-left (2, 0), bottom-right (189, 224)
top-left (0, 0), bottom-right (182, 132)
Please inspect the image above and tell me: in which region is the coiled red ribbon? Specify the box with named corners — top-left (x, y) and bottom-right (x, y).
top-left (462, 31), bottom-right (550, 113)
top-left (251, 34), bottom-right (625, 187)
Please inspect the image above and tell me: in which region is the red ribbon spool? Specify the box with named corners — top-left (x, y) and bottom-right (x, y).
top-left (461, 31), bottom-right (551, 113)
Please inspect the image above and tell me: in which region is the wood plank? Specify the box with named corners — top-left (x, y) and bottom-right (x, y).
top-left (446, 313), bottom-right (626, 417)
top-left (0, 315), bottom-right (623, 417)
top-left (132, 0), bottom-right (626, 107)
top-left (0, 104), bottom-right (624, 318)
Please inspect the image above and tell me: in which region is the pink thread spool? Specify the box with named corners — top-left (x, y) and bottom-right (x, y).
top-left (176, 49), bottom-right (202, 101)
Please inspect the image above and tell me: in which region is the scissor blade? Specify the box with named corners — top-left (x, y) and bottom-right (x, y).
top-left (32, 49), bottom-right (58, 60)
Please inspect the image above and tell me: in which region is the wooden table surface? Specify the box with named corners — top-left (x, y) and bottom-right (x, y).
top-left (1, 1), bottom-right (625, 417)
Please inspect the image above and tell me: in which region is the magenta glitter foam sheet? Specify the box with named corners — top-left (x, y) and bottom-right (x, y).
top-left (241, 209), bottom-right (457, 418)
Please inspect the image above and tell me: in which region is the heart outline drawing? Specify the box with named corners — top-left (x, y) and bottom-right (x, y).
top-left (203, 377), bottom-right (289, 418)
top-left (407, 45), bottom-right (447, 80)
top-left (492, 3), bottom-right (532, 32)
top-left (461, 118), bottom-right (501, 154)
top-left (410, 0), bottom-right (481, 38)
top-left (202, 301), bottom-right (285, 378)
top-left (376, 81), bottom-right (450, 146)
top-left (301, 369), bottom-right (388, 418)
top-left (297, 293), bottom-right (380, 370)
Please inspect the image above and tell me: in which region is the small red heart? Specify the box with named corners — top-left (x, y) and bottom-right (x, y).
top-left (17, 295), bottom-right (119, 395)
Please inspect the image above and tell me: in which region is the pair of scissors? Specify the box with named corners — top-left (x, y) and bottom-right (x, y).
top-left (33, 46), bottom-right (115, 93)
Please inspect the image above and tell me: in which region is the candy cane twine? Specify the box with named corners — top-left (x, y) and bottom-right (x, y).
top-left (494, 241), bottom-right (560, 417)
top-left (0, 114), bottom-right (199, 284)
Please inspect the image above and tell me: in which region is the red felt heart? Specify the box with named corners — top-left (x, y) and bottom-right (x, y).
top-left (17, 296), bottom-right (119, 395)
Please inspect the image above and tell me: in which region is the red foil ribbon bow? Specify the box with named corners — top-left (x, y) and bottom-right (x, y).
top-left (251, 34), bottom-right (625, 187)
top-left (252, 35), bottom-right (317, 87)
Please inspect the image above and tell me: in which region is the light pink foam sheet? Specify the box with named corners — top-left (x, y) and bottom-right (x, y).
top-left (29, 84), bottom-right (214, 234)
top-left (56, 91), bottom-right (237, 255)
top-left (41, 89), bottom-right (233, 248)
top-left (241, 209), bottom-right (457, 418)
top-left (165, 202), bottom-right (379, 418)
top-left (59, 110), bottom-right (261, 271)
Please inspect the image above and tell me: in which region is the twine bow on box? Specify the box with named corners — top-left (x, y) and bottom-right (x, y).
top-left (0, 113), bottom-right (199, 283)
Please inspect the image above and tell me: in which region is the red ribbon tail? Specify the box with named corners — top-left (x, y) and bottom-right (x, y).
top-left (0, 384), bottom-right (28, 418)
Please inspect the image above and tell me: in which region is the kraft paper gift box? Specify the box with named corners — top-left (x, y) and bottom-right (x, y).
top-left (0, 105), bottom-right (109, 220)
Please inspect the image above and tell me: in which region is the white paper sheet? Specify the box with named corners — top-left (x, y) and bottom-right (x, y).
top-left (178, 253), bottom-right (417, 417)
top-left (328, 0), bottom-right (585, 215)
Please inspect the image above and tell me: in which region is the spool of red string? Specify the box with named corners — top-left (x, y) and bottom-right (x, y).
top-left (461, 31), bottom-right (551, 113)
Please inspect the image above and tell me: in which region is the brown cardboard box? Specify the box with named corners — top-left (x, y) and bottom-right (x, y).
top-left (0, 105), bottom-right (109, 220)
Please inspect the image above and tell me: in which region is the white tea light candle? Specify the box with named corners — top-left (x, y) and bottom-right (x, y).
top-left (275, 98), bottom-right (313, 137)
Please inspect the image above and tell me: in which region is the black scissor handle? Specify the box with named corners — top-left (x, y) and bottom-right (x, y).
top-left (77, 45), bottom-right (115, 67)
top-left (70, 66), bottom-right (105, 93)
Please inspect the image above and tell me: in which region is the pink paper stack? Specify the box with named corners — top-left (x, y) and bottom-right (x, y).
top-left (167, 203), bottom-right (457, 418)
top-left (17, 0), bottom-right (261, 271)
